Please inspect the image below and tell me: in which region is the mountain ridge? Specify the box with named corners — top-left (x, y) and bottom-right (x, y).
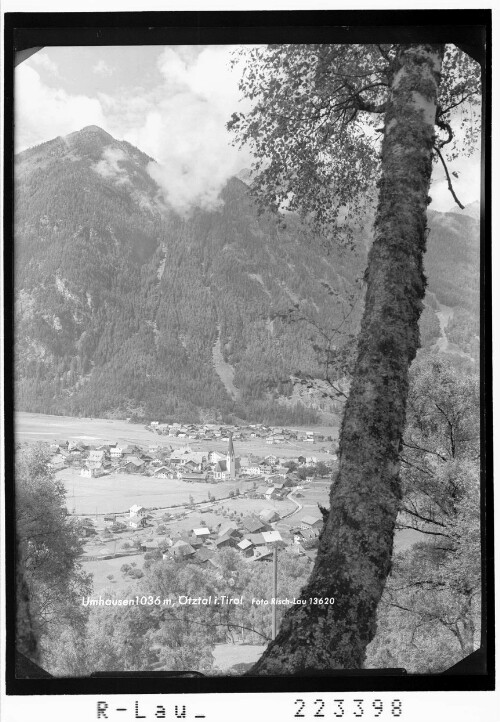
top-left (14, 126), bottom-right (480, 423)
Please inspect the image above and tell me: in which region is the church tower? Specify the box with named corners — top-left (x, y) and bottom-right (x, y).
top-left (227, 431), bottom-right (236, 480)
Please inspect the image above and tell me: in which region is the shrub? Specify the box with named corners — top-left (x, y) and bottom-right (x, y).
top-left (144, 550), bottom-right (161, 561)
top-left (128, 568), bottom-right (144, 579)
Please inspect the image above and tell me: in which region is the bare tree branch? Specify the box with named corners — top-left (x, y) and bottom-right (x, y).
top-left (434, 146), bottom-right (465, 209)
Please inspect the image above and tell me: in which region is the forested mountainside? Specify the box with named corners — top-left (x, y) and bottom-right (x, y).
top-left (14, 126), bottom-right (480, 424)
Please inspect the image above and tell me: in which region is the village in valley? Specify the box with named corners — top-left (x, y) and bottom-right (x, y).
top-left (28, 416), bottom-right (339, 591)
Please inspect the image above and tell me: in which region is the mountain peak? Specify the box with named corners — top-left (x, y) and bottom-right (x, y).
top-left (68, 125), bottom-right (114, 140)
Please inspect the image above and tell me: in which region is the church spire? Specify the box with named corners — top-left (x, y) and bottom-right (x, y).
top-left (227, 431), bottom-right (235, 479)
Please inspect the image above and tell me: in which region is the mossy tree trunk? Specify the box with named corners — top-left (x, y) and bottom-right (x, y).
top-left (249, 44), bottom-right (445, 674)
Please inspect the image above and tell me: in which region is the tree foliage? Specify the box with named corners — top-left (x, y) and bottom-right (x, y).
top-left (229, 42), bottom-right (481, 673)
top-left (44, 549), bottom-right (312, 675)
top-left (366, 355), bottom-right (480, 671)
top-left (16, 443), bottom-right (92, 663)
top-left (231, 44), bottom-right (479, 225)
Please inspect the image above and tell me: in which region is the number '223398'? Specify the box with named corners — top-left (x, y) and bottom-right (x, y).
top-left (294, 698), bottom-right (403, 718)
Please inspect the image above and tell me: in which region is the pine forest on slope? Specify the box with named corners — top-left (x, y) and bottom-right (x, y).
top-left (14, 126), bottom-right (479, 424)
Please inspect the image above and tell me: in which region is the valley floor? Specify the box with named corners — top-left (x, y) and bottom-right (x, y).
top-left (15, 410), bottom-right (425, 675)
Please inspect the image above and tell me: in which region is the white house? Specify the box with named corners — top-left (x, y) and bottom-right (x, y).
top-left (130, 504), bottom-right (146, 517)
top-left (208, 450), bottom-right (225, 463)
top-left (153, 466), bottom-right (174, 479)
top-left (242, 465), bottom-right (261, 476)
top-left (129, 514), bottom-right (147, 529)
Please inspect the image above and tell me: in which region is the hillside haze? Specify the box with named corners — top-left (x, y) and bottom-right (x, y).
top-left (14, 126), bottom-right (479, 424)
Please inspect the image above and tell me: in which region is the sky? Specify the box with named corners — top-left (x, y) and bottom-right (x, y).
top-left (15, 45), bottom-right (481, 215)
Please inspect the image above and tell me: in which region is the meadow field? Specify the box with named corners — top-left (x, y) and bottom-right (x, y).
top-left (57, 468), bottom-right (248, 515)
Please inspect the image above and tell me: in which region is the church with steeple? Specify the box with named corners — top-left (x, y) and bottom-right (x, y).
top-left (226, 431), bottom-right (236, 480)
top-left (212, 431), bottom-right (239, 480)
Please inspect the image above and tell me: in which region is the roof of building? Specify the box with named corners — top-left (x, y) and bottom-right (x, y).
top-left (259, 509), bottom-right (279, 523)
top-left (251, 546), bottom-right (273, 560)
top-left (237, 539), bottom-right (253, 550)
top-left (215, 534), bottom-right (236, 546)
top-left (296, 527), bottom-right (319, 540)
top-left (130, 504), bottom-right (145, 514)
top-left (194, 547), bottom-right (215, 562)
top-left (241, 515), bottom-right (266, 533)
top-left (192, 527), bottom-right (210, 536)
top-left (301, 514), bottom-right (323, 526)
top-left (184, 452), bottom-right (207, 463)
top-left (246, 533), bottom-right (266, 546)
top-left (218, 524), bottom-right (238, 537)
top-left (172, 540), bottom-right (195, 554)
top-left (262, 530), bottom-right (283, 544)
top-left (125, 456), bottom-right (145, 466)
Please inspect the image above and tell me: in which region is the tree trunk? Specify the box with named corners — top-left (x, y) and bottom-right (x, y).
top-left (249, 44), bottom-right (445, 674)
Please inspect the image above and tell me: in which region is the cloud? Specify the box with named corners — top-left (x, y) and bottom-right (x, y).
top-left (93, 60), bottom-right (114, 77)
top-left (15, 65), bottom-right (107, 152)
top-left (15, 46), bottom-right (253, 212)
top-left (92, 147), bottom-right (130, 185)
top-left (29, 51), bottom-right (60, 76)
top-left (134, 46), bottom-right (252, 215)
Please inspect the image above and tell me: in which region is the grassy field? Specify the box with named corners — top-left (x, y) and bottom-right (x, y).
top-left (57, 468), bottom-right (247, 515)
top-left (57, 468), bottom-right (298, 517)
top-left (16, 412), bottom-right (168, 446)
top-left (82, 553), bottom-right (145, 594)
